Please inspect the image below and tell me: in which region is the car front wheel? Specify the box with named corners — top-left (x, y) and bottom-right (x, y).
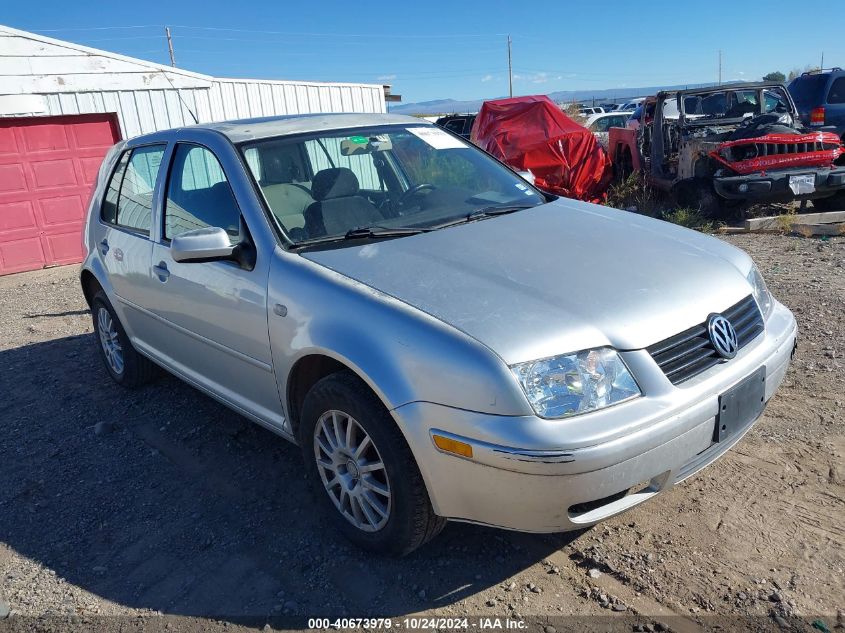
top-left (299, 371), bottom-right (445, 556)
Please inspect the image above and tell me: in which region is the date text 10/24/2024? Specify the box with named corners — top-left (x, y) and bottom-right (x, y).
top-left (308, 618), bottom-right (528, 630)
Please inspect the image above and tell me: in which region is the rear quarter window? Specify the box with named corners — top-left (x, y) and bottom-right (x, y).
top-left (789, 75), bottom-right (829, 107)
top-left (828, 77), bottom-right (845, 104)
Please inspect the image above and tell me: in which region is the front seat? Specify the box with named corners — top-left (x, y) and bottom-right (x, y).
top-left (304, 167), bottom-right (383, 237)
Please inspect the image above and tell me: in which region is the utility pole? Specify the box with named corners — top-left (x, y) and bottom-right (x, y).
top-left (507, 35), bottom-right (513, 98)
top-left (718, 49), bottom-right (722, 85)
top-left (165, 26), bottom-right (176, 67)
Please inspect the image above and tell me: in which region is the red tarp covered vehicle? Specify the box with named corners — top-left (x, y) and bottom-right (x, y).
top-left (471, 95), bottom-right (612, 202)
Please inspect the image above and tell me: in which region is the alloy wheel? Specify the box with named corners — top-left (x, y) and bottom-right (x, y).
top-left (313, 409), bottom-right (392, 532)
top-left (97, 306), bottom-right (124, 375)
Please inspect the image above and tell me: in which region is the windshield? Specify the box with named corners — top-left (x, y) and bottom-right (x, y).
top-left (241, 125), bottom-right (545, 246)
top-left (680, 86), bottom-right (791, 122)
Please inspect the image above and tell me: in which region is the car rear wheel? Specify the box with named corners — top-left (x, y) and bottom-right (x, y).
top-left (91, 291), bottom-right (157, 387)
top-left (299, 371), bottom-right (445, 556)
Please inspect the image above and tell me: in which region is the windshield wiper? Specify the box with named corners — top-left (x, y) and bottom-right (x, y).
top-left (343, 226), bottom-right (430, 239)
top-left (431, 204), bottom-right (538, 230)
top-left (290, 226), bottom-right (430, 249)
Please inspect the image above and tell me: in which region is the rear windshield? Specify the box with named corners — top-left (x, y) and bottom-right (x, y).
top-left (788, 74), bottom-right (829, 107)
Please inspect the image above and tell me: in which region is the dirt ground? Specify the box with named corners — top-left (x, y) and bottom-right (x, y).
top-left (0, 233), bottom-right (842, 633)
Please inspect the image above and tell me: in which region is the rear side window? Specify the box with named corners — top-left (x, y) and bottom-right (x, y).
top-left (102, 152), bottom-right (129, 225)
top-left (164, 144), bottom-right (241, 244)
top-left (443, 119), bottom-right (466, 134)
top-left (828, 77), bottom-right (845, 104)
top-left (101, 145), bottom-right (166, 234)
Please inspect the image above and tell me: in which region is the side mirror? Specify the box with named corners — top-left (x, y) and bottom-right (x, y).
top-left (171, 226), bottom-right (237, 263)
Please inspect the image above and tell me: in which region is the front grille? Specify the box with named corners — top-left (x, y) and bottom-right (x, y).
top-left (647, 295), bottom-right (763, 385)
top-left (723, 136), bottom-right (841, 162)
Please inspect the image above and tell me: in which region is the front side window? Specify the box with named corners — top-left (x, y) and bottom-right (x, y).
top-left (101, 145), bottom-right (165, 234)
top-left (164, 144), bottom-right (241, 244)
top-left (763, 90), bottom-right (789, 112)
top-left (242, 126), bottom-right (546, 246)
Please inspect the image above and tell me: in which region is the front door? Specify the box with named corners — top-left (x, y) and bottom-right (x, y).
top-left (144, 142), bottom-right (283, 427)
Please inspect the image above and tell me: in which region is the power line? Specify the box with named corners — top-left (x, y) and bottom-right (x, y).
top-left (30, 24), bottom-right (507, 39)
top-left (169, 25), bottom-right (507, 38)
top-left (78, 36), bottom-right (167, 41)
top-left (30, 25), bottom-right (162, 31)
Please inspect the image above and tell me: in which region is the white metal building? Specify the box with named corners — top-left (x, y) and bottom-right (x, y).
top-left (0, 25), bottom-right (387, 274)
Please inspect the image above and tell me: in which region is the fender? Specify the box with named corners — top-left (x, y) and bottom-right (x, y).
top-left (267, 249), bottom-right (532, 422)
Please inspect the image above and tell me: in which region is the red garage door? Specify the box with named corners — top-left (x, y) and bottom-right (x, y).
top-left (0, 113), bottom-right (121, 275)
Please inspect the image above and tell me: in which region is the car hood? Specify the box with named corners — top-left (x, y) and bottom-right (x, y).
top-left (302, 200), bottom-right (753, 365)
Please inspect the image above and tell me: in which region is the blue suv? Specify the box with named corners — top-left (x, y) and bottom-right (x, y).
top-left (789, 68), bottom-right (845, 208)
top-left (789, 68), bottom-right (845, 139)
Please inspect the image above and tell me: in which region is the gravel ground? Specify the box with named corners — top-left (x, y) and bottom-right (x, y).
top-left (0, 234), bottom-right (842, 633)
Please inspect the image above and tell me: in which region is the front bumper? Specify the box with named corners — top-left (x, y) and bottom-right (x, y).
top-left (392, 301), bottom-right (797, 532)
top-left (714, 166), bottom-right (845, 201)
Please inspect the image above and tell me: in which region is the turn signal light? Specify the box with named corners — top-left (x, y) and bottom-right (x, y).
top-left (432, 434), bottom-right (473, 458)
top-left (810, 107), bottom-right (825, 126)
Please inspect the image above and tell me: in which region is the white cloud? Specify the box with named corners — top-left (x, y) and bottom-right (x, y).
top-left (481, 74), bottom-right (495, 82)
top-left (377, 74), bottom-right (397, 81)
top-left (513, 71), bottom-right (550, 84)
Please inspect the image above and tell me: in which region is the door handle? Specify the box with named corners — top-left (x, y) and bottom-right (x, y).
top-left (99, 239), bottom-right (109, 255)
top-left (152, 261), bottom-right (170, 282)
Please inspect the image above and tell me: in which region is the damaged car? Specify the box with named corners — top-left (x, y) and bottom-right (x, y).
top-left (608, 82), bottom-right (845, 216)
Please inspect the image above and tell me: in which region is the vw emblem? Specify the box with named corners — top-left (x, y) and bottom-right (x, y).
top-left (707, 314), bottom-right (738, 359)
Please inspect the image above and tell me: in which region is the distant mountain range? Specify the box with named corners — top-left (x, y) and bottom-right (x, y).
top-left (390, 82), bottom-right (728, 115)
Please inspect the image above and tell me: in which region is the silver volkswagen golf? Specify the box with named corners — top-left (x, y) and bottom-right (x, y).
top-left (81, 114), bottom-right (797, 555)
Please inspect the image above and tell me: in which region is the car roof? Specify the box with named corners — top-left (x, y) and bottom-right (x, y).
top-left (187, 113), bottom-right (430, 143)
top-left (585, 112), bottom-right (628, 124)
top-left (592, 111), bottom-right (628, 117)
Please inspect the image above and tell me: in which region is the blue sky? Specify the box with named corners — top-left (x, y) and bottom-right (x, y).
top-left (4, 0), bottom-right (844, 104)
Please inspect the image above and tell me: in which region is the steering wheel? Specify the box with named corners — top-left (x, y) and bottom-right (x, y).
top-left (398, 183), bottom-right (437, 206)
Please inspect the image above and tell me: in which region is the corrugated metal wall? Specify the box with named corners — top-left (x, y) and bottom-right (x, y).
top-left (39, 80), bottom-right (386, 139)
top-left (1, 26), bottom-right (387, 139)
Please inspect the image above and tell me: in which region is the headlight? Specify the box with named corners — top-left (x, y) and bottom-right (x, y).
top-left (510, 348), bottom-right (641, 419)
top-left (747, 264), bottom-right (773, 319)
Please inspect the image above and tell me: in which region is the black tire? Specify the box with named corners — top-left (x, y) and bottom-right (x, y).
top-left (91, 290), bottom-right (157, 388)
top-left (614, 146), bottom-right (633, 181)
top-left (298, 371), bottom-right (445, 556)
top-left (674, 179), bottom-right (727, 220)
top-left (812, 191), bottom-right (845, 211)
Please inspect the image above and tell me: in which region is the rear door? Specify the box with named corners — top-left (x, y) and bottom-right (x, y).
top-left (144, 141), bottom-right (282, 426)
top-left (97, 143), bottom-right (166, 344)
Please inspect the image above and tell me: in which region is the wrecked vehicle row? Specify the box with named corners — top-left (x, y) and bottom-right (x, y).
top-left (432, 80), bottom-right (845, 215)
top-left (609, 82), bottom-right (845, 215)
